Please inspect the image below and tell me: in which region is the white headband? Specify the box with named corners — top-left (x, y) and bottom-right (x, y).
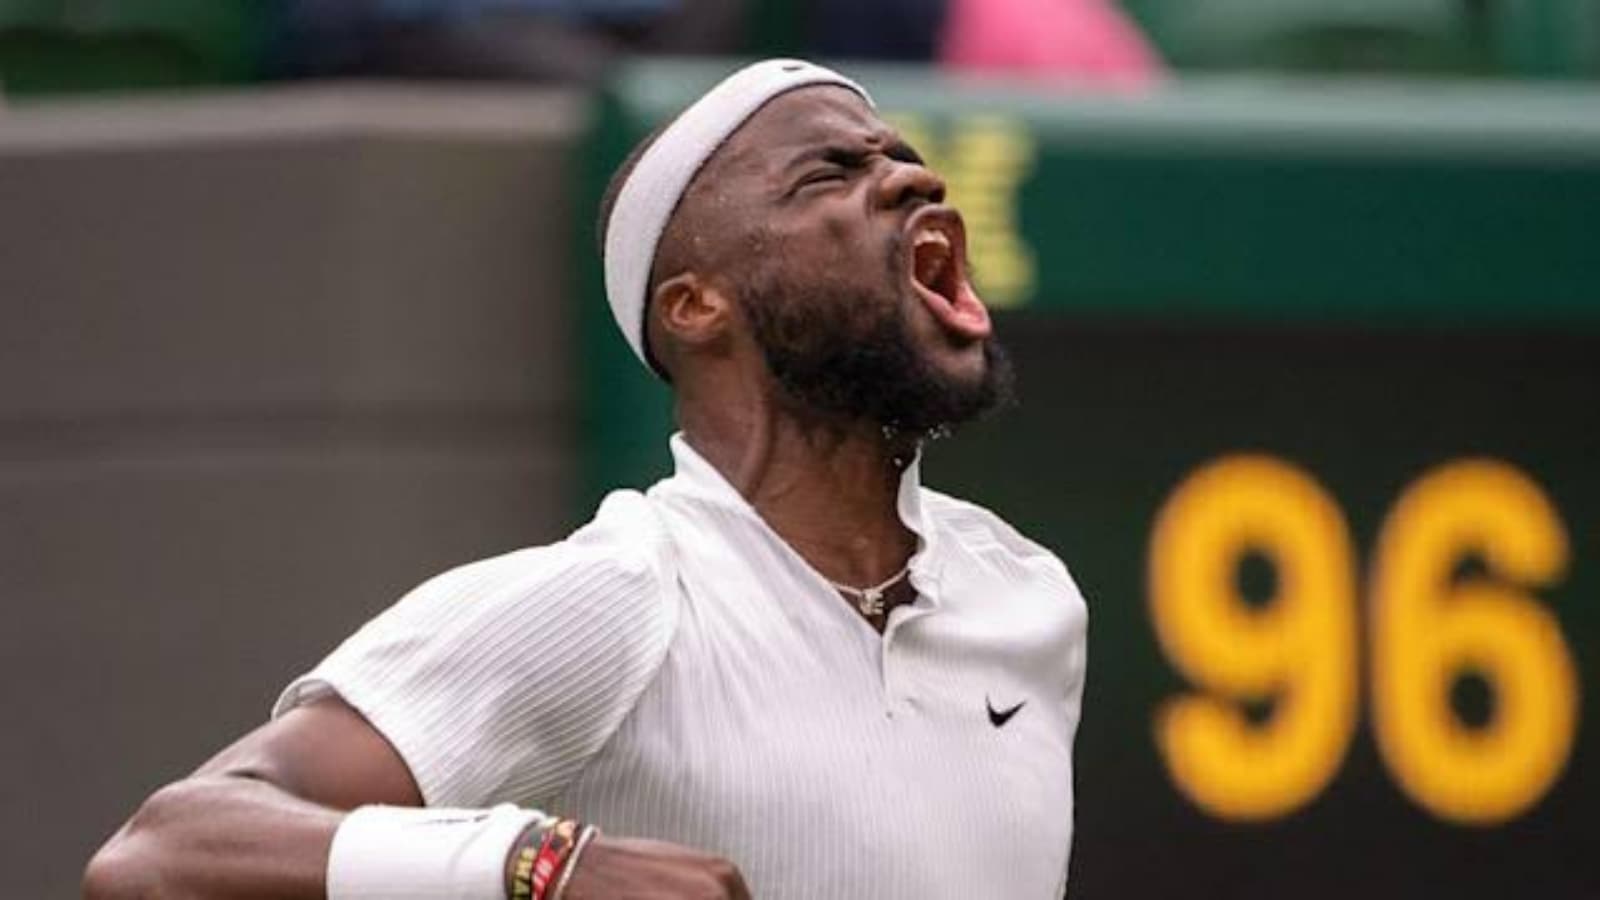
top-left (602, 58), bottom-right (874, 372)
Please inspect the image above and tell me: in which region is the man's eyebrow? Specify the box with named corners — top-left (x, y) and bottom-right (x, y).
top-left (783, 137), bottom-right (925, 171)
top-left (782, 145), bottom-right (857, 171)
top-left (886, 139), bottom-right (924, 166)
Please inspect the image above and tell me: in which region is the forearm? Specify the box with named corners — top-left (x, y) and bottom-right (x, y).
top-left (84, 774), bottom-right (341, 900)
top-left (83, 696), bottom-right (749, 899)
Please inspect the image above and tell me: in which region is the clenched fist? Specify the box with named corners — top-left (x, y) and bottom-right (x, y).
top-left (564, 836), bottom-right (752, 900)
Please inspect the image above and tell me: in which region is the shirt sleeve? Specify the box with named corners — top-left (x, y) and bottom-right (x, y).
top-left (273, 490), bottom-right (678, 810)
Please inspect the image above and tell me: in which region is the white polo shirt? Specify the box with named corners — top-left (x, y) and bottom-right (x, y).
top-left (277, 434), bottom-right (1088, 899)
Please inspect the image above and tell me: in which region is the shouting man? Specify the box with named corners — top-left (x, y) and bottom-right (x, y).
top-left (86, 59), bottom-right (1088, 900)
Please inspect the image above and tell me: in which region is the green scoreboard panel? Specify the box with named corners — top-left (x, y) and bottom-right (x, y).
top-left (578, 62), bottom-right (1600, 898)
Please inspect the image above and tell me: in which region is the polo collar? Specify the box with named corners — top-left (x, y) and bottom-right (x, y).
top-left (664, 432), bottom-right (939, 566)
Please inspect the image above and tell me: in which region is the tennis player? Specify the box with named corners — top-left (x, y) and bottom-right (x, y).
top-left (85, 59), bottom-right (1088, 900)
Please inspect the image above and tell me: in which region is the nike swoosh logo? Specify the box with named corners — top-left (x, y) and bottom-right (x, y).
top-left (987, 696), bottom-right (1026, 728)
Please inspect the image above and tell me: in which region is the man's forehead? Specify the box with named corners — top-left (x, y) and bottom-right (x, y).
top-left (722, 85), bottom-right (888, 161)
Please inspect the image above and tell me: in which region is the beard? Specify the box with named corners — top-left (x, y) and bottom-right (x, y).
top-left (736, 248), bottom-right (1016, 438)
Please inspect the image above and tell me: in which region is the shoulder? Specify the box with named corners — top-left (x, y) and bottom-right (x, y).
top-left (399, 488), bottom-right (677, 625)
top-left (922, 488), bottom-right (1090, 697)
top-left (286, 490), bottom-right (682, 696)
top-left (275, 489), bottom-right (683, 806)
top-left (920, 487), bottom-right (1082, 600)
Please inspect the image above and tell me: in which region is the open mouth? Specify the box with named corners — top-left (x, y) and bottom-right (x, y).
top-left (905, 206), bottom-right (993, 343)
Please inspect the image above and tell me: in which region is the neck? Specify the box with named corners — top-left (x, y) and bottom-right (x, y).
top-left (678, 391), bottom-right (920, 589)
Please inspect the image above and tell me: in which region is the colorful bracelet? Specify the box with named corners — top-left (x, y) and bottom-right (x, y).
top-left (507, 816), bottom-right (587, 900)
top-left (508, 814), bottom-right (558, 900)
top-left (549, 824), bottom-right (600, 900)
top-left (531, 818), bottom-right (581, 899)
top-left (509, 841), bottom-right (540, 900)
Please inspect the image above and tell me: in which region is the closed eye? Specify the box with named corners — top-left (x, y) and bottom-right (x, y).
top-left (794, 165), bottom-right (849, 194)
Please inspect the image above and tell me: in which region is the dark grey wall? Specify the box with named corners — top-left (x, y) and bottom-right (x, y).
top-left (0, 85), bottom-right (585, 898)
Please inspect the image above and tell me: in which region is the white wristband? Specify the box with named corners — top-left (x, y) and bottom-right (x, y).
top-left (327, 803), bottom-right (544, 900)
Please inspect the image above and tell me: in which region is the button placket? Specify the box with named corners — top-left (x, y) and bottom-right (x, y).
top-left (881, 568), bottom-right (939, 715)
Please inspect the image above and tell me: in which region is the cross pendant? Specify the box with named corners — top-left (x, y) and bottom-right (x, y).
top-left (856, 588), bottom-right (886, 618)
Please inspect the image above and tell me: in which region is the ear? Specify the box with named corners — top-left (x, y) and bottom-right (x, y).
top-left (651, 272), bottom-right (734, 350)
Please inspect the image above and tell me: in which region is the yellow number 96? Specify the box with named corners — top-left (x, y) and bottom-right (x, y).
top-left (1371, 460), bottom-right (1577, 824)
top-left (1149, 456), bottom-right (1359, 821)
top-left (1150, 455), bottom-right (1577, 825)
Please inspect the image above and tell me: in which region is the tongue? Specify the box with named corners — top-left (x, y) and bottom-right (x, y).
top-left (924, 275), bottom-right (992, 341)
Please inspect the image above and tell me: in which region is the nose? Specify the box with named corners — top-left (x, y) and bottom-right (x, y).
top-left (875, 158), bottom-right (946, 210)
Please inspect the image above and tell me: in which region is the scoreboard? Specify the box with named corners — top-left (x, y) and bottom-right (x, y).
top-left (578, 62), bottom-right (1600, 898)
top-left (934, 323), bottom-right (1597, 898)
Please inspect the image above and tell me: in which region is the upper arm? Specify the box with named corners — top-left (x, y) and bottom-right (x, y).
top-left (271, 507), bottom-right (679, 809)
top-left (198, 695), bottom-right (423, 810)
